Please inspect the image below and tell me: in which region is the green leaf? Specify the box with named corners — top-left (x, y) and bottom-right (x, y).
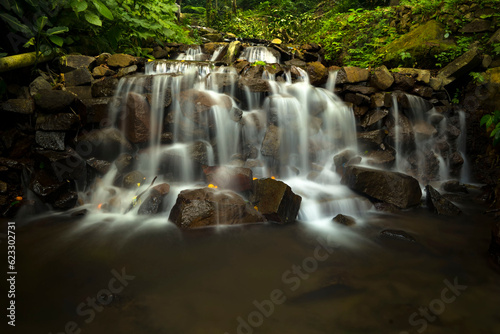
top-left (85, 12), bottom-right (102, 26)
top-left (0, 52), bottom-right (7, 57)
top-left (23, 37), bottom-right (35, 48)
top-left (0, 0), bottom-right (11, 10)
top-left (92, 0), bottom-right (114, 20)
top-left (480, 115), bottom-right (491, 127)
top-left (71, 0), bottom-right (88, 12)
top-left (46, 26), bottom-right (69, 35)
top-left (49, 35), bottom-right (64, 46)
top-left (491, 128), bottom-right (498, 138)
top-left (0, 13), bottom-right (31, 35)
top-left (35, 16), bottom-right (48, 33)
top-left (40, 44), bottom-right (52, 56)
top-left (10, 0), bottom-right (23, 17)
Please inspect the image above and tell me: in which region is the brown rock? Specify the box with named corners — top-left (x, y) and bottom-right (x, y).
top-left (342, 166), bottom-right (422, 209)
top-left (361, 109), bottom-right (389, 128)
top-left (59, 55), bottom-right (95, 72)
top-left (63, 68), bottom-right (93, 86)
top-left (251, 178), bottom-right (302, 224)
top-left (0, 99), bottom-right (35, 114)
top-left (91, 77), bottom-right (119, 98)
top-left (169, 187), bottom-right (266, 229)
top-left (203, 166), bottom-right (253, 192)
top-left (425, 185), bottom-right (462, 216)
top-left (460, 19), bottom-right (492, 33)
top-left (261, 124), bottom-right (281, 158)
top-left (343, 67), bottom-right (370, 83)
top-left (370, 65), bottom-right (394, 90)
top-left (306, 61), bottom-right (328, 86)
top-left (92, 65), bottom-right (116, 78)
top-left (333, 214), bottom-right (356, 226)
top-left (33, 90), bottom-right (75, 113)
top-left (36, 113), bottom-right (80, 131)
top-left (107, 54), bottom-right (137, 68)
top-left (123, 92), bottom-right (151, 143)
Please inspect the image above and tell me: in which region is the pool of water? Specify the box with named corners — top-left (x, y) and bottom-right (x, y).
top-left (4, 190), bottom-right (500, 334)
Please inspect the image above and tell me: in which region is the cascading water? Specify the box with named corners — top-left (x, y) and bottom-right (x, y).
top-left (79, 55), bottom-right (373, 225)
top-left (240, 46), bottom-right (280, 63)
top-left (176, 46), bottom-right (205, 61)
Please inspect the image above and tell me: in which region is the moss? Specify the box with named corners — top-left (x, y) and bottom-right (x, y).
top-left (379, 20), bottom-right (456, 67)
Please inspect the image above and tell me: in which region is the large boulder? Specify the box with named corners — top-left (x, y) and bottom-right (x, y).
top-left (222, 41), bottom-right (241, 64)
top-left (425, 185), bottom-right (462, 216)
top-left (342, 166), bottom-right (422, 209)
top-left (343, 67), bottom-right (370, 83)
top-left (107, 54), bottom-right (137, 68)
top-left (169, 187), bottom-right (266, 229)
top-left (63, 68), bottom-right (93, 86)
top-left (59, 55), bottom-right (95, 72)
top-left (179, 89), bottom-right (233, 127)
top-left (36, 113), bottom-right (80, 131)
top-left (0, 99), bottom-right (35, 114)
top-left (261, 124), bottom-right (281, 158)
top-left (306, 62), bottom-right (328, 86)
top-left (203, 166), bottom-right (253, 193)
top-left (251, 178), bottom-right (302, 224)
top-left (91, 77), bottom-right (119, 98)
top-left (379, 20), bottom-right (456, 67)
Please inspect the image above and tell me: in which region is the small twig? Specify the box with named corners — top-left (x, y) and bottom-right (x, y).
top-left (485, 209), bottom-right (500, 214)
top-left (45, 63), bottom-right (57, 86)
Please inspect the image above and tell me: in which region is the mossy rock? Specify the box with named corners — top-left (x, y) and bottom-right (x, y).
top-left (379, 20), bottom-right (456, 68)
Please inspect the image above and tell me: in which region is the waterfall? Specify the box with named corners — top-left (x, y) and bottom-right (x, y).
top-left (176, 46), bottom-right (204, 61)
top-left (240, 46), bottom-right (279, 63)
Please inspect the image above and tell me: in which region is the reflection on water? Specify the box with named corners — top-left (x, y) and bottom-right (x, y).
top-left (6, 191), bottom-right (500, 334)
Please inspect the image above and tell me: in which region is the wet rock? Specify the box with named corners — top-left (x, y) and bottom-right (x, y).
top-left (29, 76), bottom-right (52, 96)
top-left (138, 184), bottom-right (170, 215)
top-left (380, 229), bottom-right (416, 242)
top-left (238, 76), bottom-right (271, 93)
top-left (413, 121), bottom-right (437, 141)
top-left (66, 86), bottom-right (92, 100)
top-left (54, 191), bottom-right (78, 210)
top-left (441, 180), bottom-right (468, 193)
top-left (179, 89), bottom-right (232, 127)
top-left (306, 61), bottom-right (328, 86)
top-left (82, 97), bottom-right (114, 124)
top-left (412, 86), bottom-right (433, 98)
top-left (92, 65), bottom-right (116, 78)
top-left (345, 93), bottom-right (370, 106)
top-left (365, 150), bottom-right (396, 168)
top-left (370, 92), bottom-right (392, 108)
top-left (332, 214), bottom-right (356, 226)
top-left (345, 84), bottom-right (378, 95)
top-left (36, 113), bottom-right (80, 131)
top-left (370, 65), bottom-right (394, 90)
top-left (91, 77), bottom-right (119, 98)
top-left (361, 109), bottom-right (389, 128)
top-left (77, 127), bottom-right (133, 161)
top-left (29, 169), bottom-right (70, 202)
top-left (393, 73), bottom-right (416, 91)
top-left (115, 153), bottom-right (135, 173)
top-left (107, 54), bottom-right (137, 68)
top-left (373, 202), bottom-right (400, 213)
top-left (123, 92), bottom-right (151, 143)
top-left (222, 41), bottom-right (241, 64)
top-left (460, 19), bottom-right (492, 33)
top-left (425, 185), bottom-right (462, 216)
top-left (489, 28), bottom-right (500, 45)
top-left (59, 55), bottom-right (95, 72)
top-left (445, 123), bottom-right (461, 141)
top-left (251, 178), bottom-right (302, 224)
top-left (117, 65), bottom-right (138, 78)
top-left (95, 53), bottom-right (111, 66)
top-left (261, 124), bottom-right (281, 158)
top-left (123, 171), bottom-right (146, 189)
top-left (357, 129), bottom-right (386, 150)
top-left (34, 89), bottom-right (75, 113)
top-left (343, 67), bottom-right (369, 83)
top-left (63, 68), bottom-right (93, 86)
top-left (449, 151), bottom-right (464, 170)
top-left (342, 166), bottom-right (422, 209)
top-left (207, 72), bottom-right (239, 89)
top-left (169, 187), bottom-right (266, 229)
top-left (35, 131), bottom-right (65, 151)
top-left (34, 149), bottom-right (86, 187)
top-left (333, 150), bottom-right (357, 170)
top-left (152, 48), bottom-right (170, 59)
top-left (86, 157), bottom-right (111, 175)
top-left (203, 166), bottom-right (253, 192)
top-left (386, 112), bottom-right (414, 149)
top-left (0, 99), bottom-right (35, 114)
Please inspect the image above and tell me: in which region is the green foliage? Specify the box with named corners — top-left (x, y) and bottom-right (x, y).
top-left (434, 36), bottom-right (474, 68)
top-left (470, 72), bottom-right (485, 84)
top-left (252, 60), bottom-right (266, 66)
top-left (0, 0), bottom-right (193, 58)
top-left (481, 110), bottom-right (500, 146)
top-left (312, 6), bottom-right (400, 67)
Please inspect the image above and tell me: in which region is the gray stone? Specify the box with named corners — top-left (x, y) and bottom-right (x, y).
top-left (59, 55), bottom-right (95, 72)
top-left (370, 65), bottom-right (394, 90)
top-left (34, 90), bottom-right (75, 113)
top-left (29, 76), bottom-right (52, 96)
top-left (63, 68), bottom-right (93, 86)
top-left (0, 99), bottom-right (35, 114)
top-left (35, 131), bottom-right (65, 151)
top-left (460, 19), bottom-right (492, 33)
top-left (117, 65), bottom-right (138, 77)
top-left (66, 86), bottom-right (92, 100)
top-left (92, 65), bottom-right (116, 78)
top-left (425, 185), bottom-right (462, 216)
top-left (91, 77), bottom-right (118, 98)
top-left (36, 113), bottom-right (80, 131)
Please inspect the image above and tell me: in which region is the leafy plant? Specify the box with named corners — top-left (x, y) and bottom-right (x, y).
top-left (470, 72), bottom-right (485, 84)
top-left (481, 110), bottom-right (500, 146)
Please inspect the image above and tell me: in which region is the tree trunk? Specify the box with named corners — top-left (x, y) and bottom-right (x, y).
top-left (0, 52), bottom-right (55, 73)
top-left (232, 0), bottom-right (237, 14)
